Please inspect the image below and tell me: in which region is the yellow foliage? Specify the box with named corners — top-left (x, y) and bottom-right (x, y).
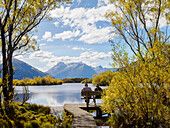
top-left (12, 75), bottom-right (63, 86)
top-left (92, 70), bottom-right (116, 86)
top-left (102, 43), bottom-right (170, 127)
top-left (103, 0), bottom-right (169, 127)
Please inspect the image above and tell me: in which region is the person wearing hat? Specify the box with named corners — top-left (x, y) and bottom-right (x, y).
top-left (81, 83), bottom-right (92, 103)
top-left (81, 83), bottom-right (92, 92)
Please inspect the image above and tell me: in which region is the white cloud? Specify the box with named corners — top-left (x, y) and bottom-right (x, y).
top-left (53, 30), bottom-right (81, 40)
top-left (50, 2), bottom-right (168, 44)
top-left (79, 27), bottom-right (114, 44)
top-left (72, 47), bottom-right (85, 50)
top-left (39, 44), bottom-right (46, 46)
top-left (43, 32), bottom-right (51, 40)
top-left (28, 50), bottom-right (112, 71)
top-left (144, 16), bottom-right (168, 28)
top-left (77, 0), bottom-right (81, 4)
top-left (80, 51), bottom-right (112, 60)
top-left (47, 38), bottom-right (53, 42)
top-left (53, 22), bottom-right (59, 27)
top-left (14, 55), bottom-right (24, 61)
top-left (29, 50), bottom-right (54, 60)
top-left (72, 47), bottom-right (92, 51)
top-left (97, 0), bottom-right (109, 7)
top-left (50, 4), bottom-right (116, 44)
top-left (32, 36), bottom-right (38, 39)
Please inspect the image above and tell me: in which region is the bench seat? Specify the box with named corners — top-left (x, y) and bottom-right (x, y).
top-left (81, 91), bottom-right (101, 108)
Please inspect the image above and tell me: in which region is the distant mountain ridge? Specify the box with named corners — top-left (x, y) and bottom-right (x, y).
top-left (13, 59), bottom-right (49, 80)
top-left (93, 65), bottom-right (118, 73)
top-left (0, 60), bottom-right (117, 79)
top-left (47, 62), bottom-right (118, 79)
top-left (0, 59), bottom-right (48, 80)
top-left (47, 62), bottom-right (97, 79)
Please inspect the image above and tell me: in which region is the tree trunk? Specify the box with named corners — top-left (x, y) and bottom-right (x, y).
top-left (1, 26), bottom-right (9, 102)
top-left (8, 45), bottom-right (14, 101)
top-left (0, 20), bottom-right (14, 117)
top-left (0, 91), bottom-right (4, 115)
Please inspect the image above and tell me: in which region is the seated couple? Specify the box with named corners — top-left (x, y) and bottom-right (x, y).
top-left (81, 83), bottom-right (103, 106)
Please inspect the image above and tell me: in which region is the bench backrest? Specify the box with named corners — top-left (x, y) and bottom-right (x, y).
top-left (81, 91), bottom-right (101, 97)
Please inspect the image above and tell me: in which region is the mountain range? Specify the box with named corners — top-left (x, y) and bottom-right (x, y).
top-left (1, 59), bottom-right (117, 79)
top-left (47, 62), bottom-right (97, 79)
top-left (46, 62), bottom-right (118, 79)
top-left (13, 59), bottom-right (48, 80)
top-left (93, 65), bottom-right (118, 74)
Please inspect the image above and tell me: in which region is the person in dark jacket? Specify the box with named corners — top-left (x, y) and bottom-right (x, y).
top-left (81, 83), bottom-right (92, 103)
top-left (94, 84), bottom-right (103, 93)
top-left (93, 84), bottom-right (103, 106)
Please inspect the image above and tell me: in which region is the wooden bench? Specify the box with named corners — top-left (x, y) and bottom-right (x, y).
top-left (81, 91), bottom-right (101, 108)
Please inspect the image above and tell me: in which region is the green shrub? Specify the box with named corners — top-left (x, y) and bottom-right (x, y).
top-left (38, 106), bottom-right (51, 114)
top-left (55, 112), bottom-right (72, 128)
top-left (0, 103), bottom-right (72, 128)
top-left (62, 78), bottom-right (88, 83)
top-left (0, 119), bottom-right (8, 127)
top-left (24, 122), bottom-right (32, 128)
top-left (30, 120), bottom-right (39, 128)
top-left (81, 78), bottom-right (92, 83)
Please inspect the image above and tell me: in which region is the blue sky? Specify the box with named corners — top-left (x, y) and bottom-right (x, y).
top-left (15, 0), bottom-right (115, 72)
top-left (13, 0), bottom-right (169, 72)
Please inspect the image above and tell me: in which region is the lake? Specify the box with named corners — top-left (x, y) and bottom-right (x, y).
top-left (15, 83), bottom-right (109, 128)
top-left (15, 83), bottom-right (103, 108)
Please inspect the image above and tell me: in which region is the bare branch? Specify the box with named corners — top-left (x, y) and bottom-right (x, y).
top-left (154, 0), bottom-right (162, 44)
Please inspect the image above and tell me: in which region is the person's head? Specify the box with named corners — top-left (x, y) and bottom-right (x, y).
top-left (85, 83), bottom-right (88, 87)
top-left (96, 84), bottom-right (99, 88)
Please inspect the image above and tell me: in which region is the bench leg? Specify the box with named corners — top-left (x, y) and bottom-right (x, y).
top-left (86, 97), bottom-right (89, 111)
top-left (93, 97), bottom-right (96, 106)
top-left (96, 108), bottom-right (102, 118)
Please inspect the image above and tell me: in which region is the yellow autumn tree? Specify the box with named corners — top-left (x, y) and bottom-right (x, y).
top-left (92, 70), bottom-right (115, 86)
top-left (102, 0), bottom-right (170, 127)
top-left (0, 0), bottom-right (70, 117)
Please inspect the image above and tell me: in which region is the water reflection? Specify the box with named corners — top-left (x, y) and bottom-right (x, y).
top-left (27, 92), bottom-right (82, 106)
top-left (15, 83), bottom-right (104, 107)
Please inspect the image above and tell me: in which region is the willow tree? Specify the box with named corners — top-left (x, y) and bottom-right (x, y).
top-left (102, 0), bottom-right (169, 127)
top-left (0, 0), bottom-right (70, 115)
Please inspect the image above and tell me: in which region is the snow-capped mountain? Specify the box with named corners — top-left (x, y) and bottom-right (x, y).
top-left (47, 62), bottom-right (97, 79)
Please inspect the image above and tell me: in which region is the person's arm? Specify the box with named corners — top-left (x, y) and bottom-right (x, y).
top-left (81, 88), bottom-right (85, 92)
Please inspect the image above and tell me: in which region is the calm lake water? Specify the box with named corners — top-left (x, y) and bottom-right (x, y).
top-left (15, 83), bottom-right (103, 107)
top-left (15, 83), bottom-right (109, 128)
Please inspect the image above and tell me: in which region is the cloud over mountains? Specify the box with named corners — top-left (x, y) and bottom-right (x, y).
top-left (28, 50), bottom-right (112, 71)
